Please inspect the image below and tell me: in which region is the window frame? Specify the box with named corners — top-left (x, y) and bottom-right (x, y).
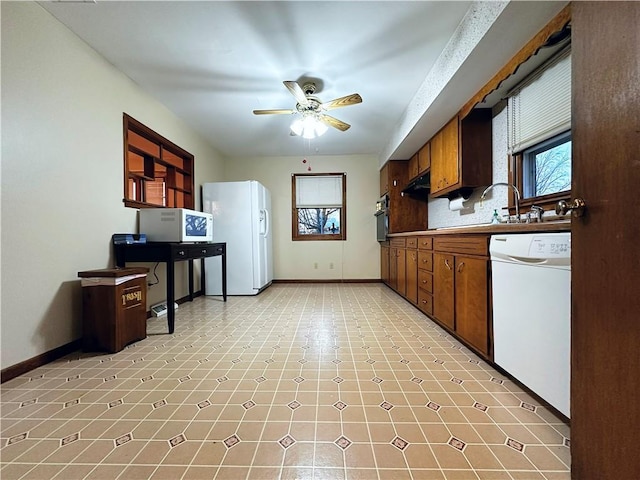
top-left (509, 131), bottom-right (572, 213)
top-left (123, 114), bottom-right (195, 210)
top-left (291, 173), bottom-right (347, 241)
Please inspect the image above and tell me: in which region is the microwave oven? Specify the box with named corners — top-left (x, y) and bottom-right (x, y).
top-left (139, 208), bottom-right (213, 242)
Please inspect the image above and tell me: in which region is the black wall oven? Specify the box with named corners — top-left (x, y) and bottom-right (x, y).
top-left (375, 195), bottom-right (389, 242)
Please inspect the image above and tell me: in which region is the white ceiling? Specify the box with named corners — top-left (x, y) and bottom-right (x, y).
top-left (40, 1), bottom-right (566, 161)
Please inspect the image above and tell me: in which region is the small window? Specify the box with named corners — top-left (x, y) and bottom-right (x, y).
top-left (522, 131), bottom-right (571, 199)
top-left (123, 114), bottom-right (194, 209)
top-left (507, 47), bottom-right (572, 211)
top-left (292, 173), bottom-right (346, 241)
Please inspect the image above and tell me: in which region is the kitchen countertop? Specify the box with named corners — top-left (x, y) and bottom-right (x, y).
top-left (387, 219), bottom-right (571, 237)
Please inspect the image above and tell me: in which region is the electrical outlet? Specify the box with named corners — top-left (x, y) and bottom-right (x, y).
top-left (313, 262), bottom-right (318, 269)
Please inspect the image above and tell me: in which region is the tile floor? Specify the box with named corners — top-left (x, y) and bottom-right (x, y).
top-left (0, 283), bottom-right (570, 479)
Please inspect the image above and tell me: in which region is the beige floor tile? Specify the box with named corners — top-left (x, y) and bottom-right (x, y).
top-left (378, 468), bottom-right (413, 479)
top-left (372, 443), bottom-right (409, 469)
top-left (283, 442), bottom-right (315, 467)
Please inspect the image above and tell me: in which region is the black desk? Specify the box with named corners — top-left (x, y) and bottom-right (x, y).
top-left (114, 242), bottom-right (226, 333)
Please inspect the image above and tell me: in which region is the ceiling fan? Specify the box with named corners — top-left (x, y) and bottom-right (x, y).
top-left (253, 81), bottom-right (362, 138)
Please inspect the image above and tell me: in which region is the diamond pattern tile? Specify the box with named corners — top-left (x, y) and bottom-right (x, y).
top-left (0, 284), bottom-right (570, 479)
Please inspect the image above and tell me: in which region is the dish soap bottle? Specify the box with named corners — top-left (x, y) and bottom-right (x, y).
top-left (491, 209), bottom-right (500, 224)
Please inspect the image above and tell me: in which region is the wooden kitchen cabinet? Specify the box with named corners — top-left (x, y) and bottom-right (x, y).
top-left (381, 161), bottom-right (428, 233)
top-left (380, 245), bottom-right (390, 285)
top-left (389, 238), bottom-right (407, 296)
top-left (430, 110), bottom-right (492, 198)
top-left (380, 162), bottom-right (390, 196)
top-left (408, 153), bottom-right (419, 180)
top-left (417, 235), bottom-right (434, 315)
top-left (454, 256), bottom-right (489, 355)
top-left (386, 237), bottom-right (418, 303)
top-left (433, 253), bottom-right (455, 330)
top-left (405, 238), bottom-right (418, 305)
top-left (389, 247), bottom-right (398, 290)
top-left (418, 142), bottom-right (431, 174)
top-left (432, 235), bottom-right (491, 357)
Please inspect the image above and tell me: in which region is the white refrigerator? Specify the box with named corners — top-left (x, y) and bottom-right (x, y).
top-left (203, 181), bottom-right (273, 295)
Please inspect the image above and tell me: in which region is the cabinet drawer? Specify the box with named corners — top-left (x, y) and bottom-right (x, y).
top-left (390, 238), bottom-right (406, 248)
top-left (418, 251), bottom-right (433, 271)
top-left (406, 237), bottom-right (418, 249)
top-left (418, 290), bottom-right (433, 315)
top-left (418, 236), bottom-right (433, 250)
top-left (434, 235), bottom-right (488, 256)
top-left (418, 270), bottom-right (433, 293)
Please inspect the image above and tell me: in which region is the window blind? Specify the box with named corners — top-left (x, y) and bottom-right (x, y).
top-left (508, 48), bottom-right (571, 153)
top-left (295, 175), bottom-right (343, 208)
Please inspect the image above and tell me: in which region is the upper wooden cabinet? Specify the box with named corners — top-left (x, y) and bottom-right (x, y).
top-left (379, 162), bottom-right (390, 196)
top-left (430, 109), bottom-right (492, 198)
top-left (407, 142), bottom-right (431, 182)
top-left (408, 153), bottom-right (419, 180)
top-left (418, 142), bottom-right (431, 174)
top-left (381, 161), bottom-right (428, 233)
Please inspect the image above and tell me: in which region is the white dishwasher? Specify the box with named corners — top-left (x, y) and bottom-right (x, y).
top-left (490, 232), bottom-right (571, 418)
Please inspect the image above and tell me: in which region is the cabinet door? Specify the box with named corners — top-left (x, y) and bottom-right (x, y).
top-left (380, 163), bottom-right (389, 196)
top-left (418, 142), bottom-right (431, 174)
top-left (430, 130), bottom-right (443, 191)
top-left (389, 248), bottom-right (398, 291)
top-left (441, 117), bottom-right (460, 189)
top-left (455, 256), bottom-right (489, 355)
top-left (381, 246), bottom-right (390, 285)
top-left (406, 249), bottom-right (418, 304)
top-left (433, 253), bottom-right (455, 329)
top-left (396, 248), bottom-right (407, 296)
top-left (408, 154), bottom-right (419, 180)
top-left (431, 117), bottom-right (460, 195)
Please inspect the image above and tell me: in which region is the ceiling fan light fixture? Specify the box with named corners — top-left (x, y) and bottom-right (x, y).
top-left (290, 114), bottom-right (328, 139)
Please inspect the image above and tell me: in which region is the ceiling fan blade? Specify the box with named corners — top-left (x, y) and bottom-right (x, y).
top-left (283, 81), bottom-right (309, 106)
top-left (322, 93), bottom-right (362, 111)
top-left (320, 115), bottom-right (351, 132)
top-left (253, 109), bottom-right (296, 115)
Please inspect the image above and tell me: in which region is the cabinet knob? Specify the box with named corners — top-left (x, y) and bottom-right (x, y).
top-left (457, 262), bottom-right (465, 273)
top-left (178, 250), bottom-right (185, 256)
top-left (444, 259), bottom-right (452, 270)
top-left (202, 249), bottom-right (207, 254)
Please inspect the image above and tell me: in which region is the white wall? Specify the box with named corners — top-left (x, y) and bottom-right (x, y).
top-left (1, 3), bottom-right (225, 368)
top-left (224, 154), bottom-right (380, 280)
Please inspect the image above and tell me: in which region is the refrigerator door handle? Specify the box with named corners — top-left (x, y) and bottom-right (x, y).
top-left (262, 209), bottom-right (270, 237)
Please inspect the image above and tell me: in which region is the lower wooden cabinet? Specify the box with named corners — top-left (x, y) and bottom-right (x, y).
top-left (433, 253), bottom-right (455, 330)
top-left (406, 246), bottom-right (418, 305)
top-left (418, 288), bottom-right (433, 315)
top-left (454, 256), bottom-right (489, 355)
top-left (381, 246), bottom-right (390, 285)
top-left (383, 234), bottom-right (491, 359)
top-left (432, 236), bottom-right (491, 357)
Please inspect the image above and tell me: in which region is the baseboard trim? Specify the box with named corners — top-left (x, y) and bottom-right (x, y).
top-left (272, 279), bottom-right (382, 284)
top-left (1, 339), bottom-right (82, 383)
top-left (3, 292), bottom-right (204, 383)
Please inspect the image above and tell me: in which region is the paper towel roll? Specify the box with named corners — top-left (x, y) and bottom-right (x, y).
top-left (448, 196), bottom-right (469, 211)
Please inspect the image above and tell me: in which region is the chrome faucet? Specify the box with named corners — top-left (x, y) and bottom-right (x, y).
top-left (480, 182), bottom-right (521, 223)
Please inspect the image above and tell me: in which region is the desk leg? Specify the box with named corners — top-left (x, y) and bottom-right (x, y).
top-left (167, 260), bottom-right (175, 334)
top-left (222, 249), bottom-right (227, 302)
top-left (188, 259), bottom-right (194, 302)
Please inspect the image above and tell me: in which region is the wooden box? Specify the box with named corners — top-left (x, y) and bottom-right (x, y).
top-left (78, 267), bottom-right (149, 353)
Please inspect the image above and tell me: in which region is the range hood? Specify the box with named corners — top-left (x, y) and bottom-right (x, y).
top-left (401, 173), bottom-right (430, 195)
